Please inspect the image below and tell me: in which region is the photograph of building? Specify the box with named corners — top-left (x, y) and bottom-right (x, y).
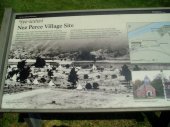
top-left (134, 76), bottom-right (156, 98)
top-left (132, 71), bottom-right (164, 99)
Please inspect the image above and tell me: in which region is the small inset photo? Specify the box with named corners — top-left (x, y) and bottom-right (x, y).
top-left (132, 71), bottom-right (165, 99)
top-left (162, 70), bottom-right (170, 100)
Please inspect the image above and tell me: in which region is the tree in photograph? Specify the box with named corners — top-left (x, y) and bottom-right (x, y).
top-left (93, 82), bottom-right (99, 89)
top-left (97, 75), bottom-right (100, 79)
top-left (84, 74), bottom-right (89, 79)
top-left (85, 83), bottom-right (92, 89)
top-left (68, 67), bottom-right (78, 88)
top-left (133, 80), bottom-right (142, 91)
top-left (125, 69), bottom-right (132, 86)
top-left (65, 64), bottom-right (70, 69)
top-left (133, 65), bottom-right (141, 71)
top-left (77, 50), bottom-right (95, 60)
top-left (17, 60), bottom-right (31, 83)
top-left (114, 50), bottom-right (122, 57)
top-left (121, 64), bottom-right (132, 86)
top-left (7, 70), bottom-right (19, 79)
top-left (34, 56), bottom-right (46, 68)
top-left (151, 77), bottom-right (164, 97)
top-left (52, 66), bottom-right (56, 70)
top-left (121, 64), bottom-right (128, 76)
top-left (97, 56), bottom-right (104, 60)
top-left (112, 74), bottom-right (117, 79)
top-left (19, 66), bottom-right (31, 83)
top-left (40, 77), bottom-right (46, 83)
top-left (48, 70), bottom-right (53, 78)
top-left (17, 60), bottom-right (26, 70)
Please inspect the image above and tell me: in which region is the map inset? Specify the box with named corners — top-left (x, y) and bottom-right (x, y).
top-left (127, 22), bottom-right (170, 63)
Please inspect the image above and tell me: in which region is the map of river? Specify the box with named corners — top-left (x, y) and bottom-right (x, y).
top-left (127, 22), bottom-right (170, 63)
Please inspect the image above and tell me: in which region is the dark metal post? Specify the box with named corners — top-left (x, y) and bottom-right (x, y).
top-left (24, 113), bottom-right (42, 127)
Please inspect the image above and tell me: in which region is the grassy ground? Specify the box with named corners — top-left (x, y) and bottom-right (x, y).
top-left (0, 112), bottom-right (153, 127)
top-left (0, 0), bottom-right (170, 23)
top-left (0, 0), bottom-right (170, 127)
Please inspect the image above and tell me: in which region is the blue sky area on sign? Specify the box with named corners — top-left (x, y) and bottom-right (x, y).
top-left (128, 22), bottom-right (170, 39)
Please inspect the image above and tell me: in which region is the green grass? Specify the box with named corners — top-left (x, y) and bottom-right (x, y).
top-left (0, 0), bottom-right (170, 24)
top-left (0, 0), bottom-right (170, 126)
top-left (0, 113), bottom-right (28, 127)
top-left (0, 113), bottom-right (153, 127)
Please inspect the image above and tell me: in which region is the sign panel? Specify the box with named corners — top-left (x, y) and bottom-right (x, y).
top-left (1, 8), bottom-right (170, 112)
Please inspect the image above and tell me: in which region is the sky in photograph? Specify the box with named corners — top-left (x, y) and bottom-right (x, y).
top-left (132, 70), bottom-right (161, 81)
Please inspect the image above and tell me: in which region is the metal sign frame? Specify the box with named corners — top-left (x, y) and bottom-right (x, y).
top-left (0, 8), bottom-right (170, 112)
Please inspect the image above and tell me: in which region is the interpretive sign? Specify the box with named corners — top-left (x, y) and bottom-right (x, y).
top-left (0, 8), bottom-right (170, 112)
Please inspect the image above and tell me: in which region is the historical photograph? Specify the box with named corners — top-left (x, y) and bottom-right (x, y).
top-left (2, 15), bottom-right (134, 109)
top-left (2, 14), bottom-right (170, 110)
